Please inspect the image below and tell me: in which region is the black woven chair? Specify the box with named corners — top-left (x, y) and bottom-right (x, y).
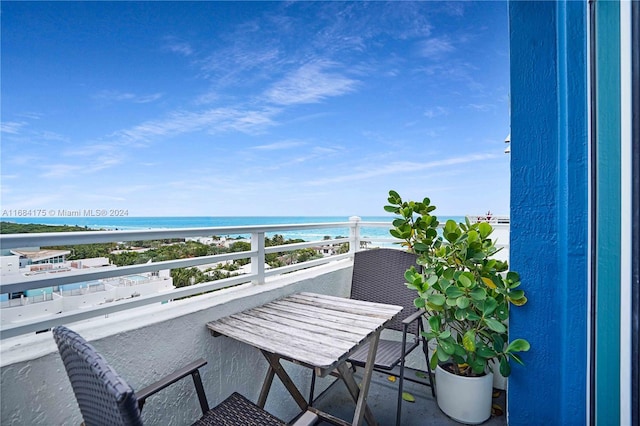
top-left (310, 248), bottom-right (435, 426)
top-left (52, 325), bottom-right (296, 426)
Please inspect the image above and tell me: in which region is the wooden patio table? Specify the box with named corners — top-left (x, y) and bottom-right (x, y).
top-left (207, 292), bottom-right (403, 426)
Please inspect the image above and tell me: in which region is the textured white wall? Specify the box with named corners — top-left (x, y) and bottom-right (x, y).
top-left (0, 261), bottom-right (352, 425)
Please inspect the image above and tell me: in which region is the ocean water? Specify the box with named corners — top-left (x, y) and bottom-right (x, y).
top-left (1, 215), bottom-right (466, 242)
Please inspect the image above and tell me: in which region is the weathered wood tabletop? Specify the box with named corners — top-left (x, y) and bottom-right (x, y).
top-left (207, 292), bottom-right (402, 377)
top-left (207, 292), bottom-right (402, 426)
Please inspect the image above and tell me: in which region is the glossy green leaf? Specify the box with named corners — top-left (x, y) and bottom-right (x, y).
top-left (476, 345), bottom-right (498, 358)
top-left (469, 357), bottom-right (486, 374)
top-left (389, 229), bottom-right (403, 239)
top-left (456, 296), bottom-right (470, 309)
top-left (458, 274), bottom-right (472, 287)
top-left (445, 232), bottom-right (458, 243)
top-left (445, 286), bottom-right (464, 298)
top-left (453, 344), bottom-right (467, 358)
top-left (428, 294), bottom-right (445, 306)
top-left (482, 298), bottom-right (498, 315)
top-left (481, 276), bottom-right (497, 289)
top-left (478, 222), bottom-right (492, 238)
top-left (470, 287), bottom-right (487, 300)
top-left (492, 334), bottom-right (505, 352)
top-left (510, 296), bottom-right (528, 306)
top-left (443, 268), bottom-right (455, 280)
top-left (444, 220), bottom-right (457, 233)
top-left (414, 297), bottom-right (426, 309)
top-left (462, 330), bottom-right (476, 352)
top-left (499, 357), bottom-right (511, 377)
top-left (428, 315), bottom-right (440, 332)
top-left (496, 303), bottom-right (509, 320)
top-left (466, 311), bottom-right (481, 321)
top-left (485, 318), bottom-right (507, 333)
top-left (392, 219), bottom-right (407, 228)
top-left (439, 339), bottom-right (456, 355)
top-left (506, 271), bottom-right (520, 283)
top-left (437, 345), bottom-right (452, 361)
top-left (426, 275), bottom-right (438, 286)
top-left (430, 352), bottom-right (439, 370)
top-left (509, 289), bottom-right (525, 300)
top-left (506, 339), bottom-right (531, 353)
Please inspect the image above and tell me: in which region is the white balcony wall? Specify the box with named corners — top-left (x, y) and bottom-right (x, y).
top-left (111, 277), bottom-right (174, 300)
top-left (0, 295), bottom-right (64, 324)
top-left (0, 260), bottom-right (352, 426)
top-left (60, 288), bottom-right (113, 311)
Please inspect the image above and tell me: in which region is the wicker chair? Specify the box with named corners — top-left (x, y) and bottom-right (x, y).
top-left (52, 325), bottom-right (311, 426)
top-left (311, 248), bottom-right (435, 426)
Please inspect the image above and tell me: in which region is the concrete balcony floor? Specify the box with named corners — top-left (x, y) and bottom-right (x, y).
top-left (311, 369), bottom-right (508, 426)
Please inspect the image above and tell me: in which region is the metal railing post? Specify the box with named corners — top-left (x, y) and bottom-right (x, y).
top-left (349, 216), bottom-right (361, 254)
top-left (251, 231), bottom-right (265, 284)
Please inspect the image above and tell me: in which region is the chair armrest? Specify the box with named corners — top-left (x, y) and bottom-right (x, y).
top-left (401, 308), bottom-right (424, 325)
top-left (136, 358), bottom-right (209, 414)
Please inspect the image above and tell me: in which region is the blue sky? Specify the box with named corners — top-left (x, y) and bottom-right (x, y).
top-left (1, 1), bottom-right (510, 217)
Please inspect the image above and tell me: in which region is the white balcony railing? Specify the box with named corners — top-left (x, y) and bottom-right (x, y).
top-left (0, 217), bottom-right (396, 340)
top-left (0, 216), bottom-right (510, 426)
top-left (0, 217), bottom-right (509, 341)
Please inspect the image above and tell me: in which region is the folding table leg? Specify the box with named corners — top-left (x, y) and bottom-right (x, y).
top-left (261, 350), bottom-right (309, 411)
top-left (337, 330), bottom-right (381, 426)
top-left (258, 364), bottom-right (276, 408)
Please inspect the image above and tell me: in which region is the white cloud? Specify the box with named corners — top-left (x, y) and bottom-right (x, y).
top-left (194, 91), bottom-right (219, 105)
top-left (264, 61), bottom-right (359, 105)
top-left (163, 37), bottom-right (194, 56)
top-left (199, 47), bottom-right (280, 87)
top-left (114, 107), bottom-right (279, 143)
top-left (39, 147), bottom-right (124, 178)
top-left (7, 154), bottom-right (41, 165)
top-left (467, 103), bottom-right (495, 112)
top-left (424, 106), bottom-right (450, 118)
top-left (1, 121), bottom-right (26, 134)
top-left (63, 144), bottom-right (118, 157)
top-left (306, 153), bottom-right (499, 186)
top-left (40, 164), bottom-right (84, 179)
top-left (94, 90), bottom-right (163, 104)
top-left (418, 36), bottom-right (455, 58)
top-left (252, 140), bottom-right (305, 150)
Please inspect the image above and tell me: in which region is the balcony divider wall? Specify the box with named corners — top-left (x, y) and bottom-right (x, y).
top-left (508, 1), bottom-right (588, 424)
top-left (509, 0), bottom-right (638, 424)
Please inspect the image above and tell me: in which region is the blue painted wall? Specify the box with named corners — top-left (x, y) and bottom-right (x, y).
top-left (594, 2), bottom-right (621, 424)
top-left (508, 1), bottom-right (588, 424)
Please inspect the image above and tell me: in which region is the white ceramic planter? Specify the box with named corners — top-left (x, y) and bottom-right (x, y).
top-left (489, 359), bottom-right (507, 390)
top-left (435, 365), bottom-right (494, 424)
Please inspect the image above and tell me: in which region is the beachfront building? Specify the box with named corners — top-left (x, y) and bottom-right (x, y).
top-left (0, 253), bottom-right (174, 326)
top-left (9, 248), bottom-right (70, 268)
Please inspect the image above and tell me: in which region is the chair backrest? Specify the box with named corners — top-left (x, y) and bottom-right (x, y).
top-left (350, 248), bottom-right (421, 334)
top-left (52, 326), bottom-right (143, 426)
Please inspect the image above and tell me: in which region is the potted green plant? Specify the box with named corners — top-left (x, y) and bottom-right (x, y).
top-left (385, 190), bottom-right (530, 424)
